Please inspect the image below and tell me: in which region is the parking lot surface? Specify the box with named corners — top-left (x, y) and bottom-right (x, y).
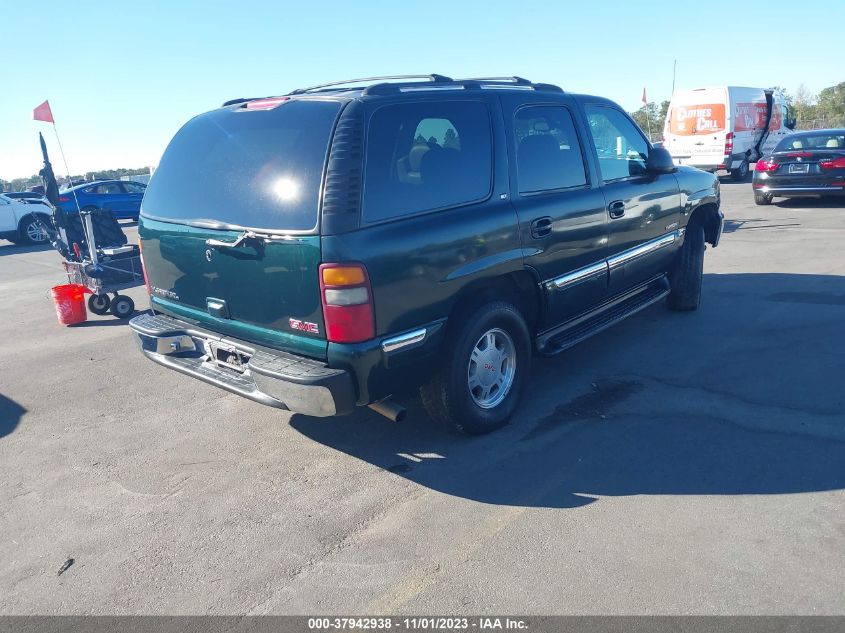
top-left (1, 181), bottom-right (843, 615)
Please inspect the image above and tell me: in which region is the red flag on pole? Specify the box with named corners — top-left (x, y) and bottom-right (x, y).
top-left (641, 87), bottom-right (648, 106)
top-left (33, 100), bottom-right (54, 123)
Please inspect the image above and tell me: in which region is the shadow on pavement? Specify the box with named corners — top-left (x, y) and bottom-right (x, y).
top-left (0, 241), bottom-right (53, 257)
top-left (71, 316), bottom-right (135, 327)
top-left (0, 394), bottom-right (26, 439)
top-left (775, 196), bottom-right (845, 209)
top-left (291, 273), bottom-right (845, 509)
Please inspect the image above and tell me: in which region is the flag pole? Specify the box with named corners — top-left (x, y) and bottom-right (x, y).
top-left (50, 120), bottom-right (83, 215)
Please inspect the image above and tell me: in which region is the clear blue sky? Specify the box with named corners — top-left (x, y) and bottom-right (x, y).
top-left (2, 0), bottom-right (840, 181)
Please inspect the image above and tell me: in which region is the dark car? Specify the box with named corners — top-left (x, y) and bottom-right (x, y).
top-left (56, 179), bottom-right (146, 220)
top-left (753, 129), bottom-right (845, 205)
top-left (129, 75), bottom-right (722, 435)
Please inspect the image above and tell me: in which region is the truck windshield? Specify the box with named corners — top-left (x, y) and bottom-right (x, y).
top-left (142, 99), bottom-right (343, 232)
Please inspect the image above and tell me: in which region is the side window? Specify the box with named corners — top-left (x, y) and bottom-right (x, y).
top-left (514, 105), bottom-right (587, 193)
top-left (122, 182), bottom-right (146, 194)
top-left (362, 101), bottom-right (492, 223)
top-left (91, 183), bottom-right (122, 194)
top-left (585, 106), bottom-right (650, 182)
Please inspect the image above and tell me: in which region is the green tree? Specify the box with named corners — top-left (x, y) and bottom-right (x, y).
top-left (792, 84), bottom-right (817, 125)
top-left (631, 100), bottom-right (670, 141)
top-left (817, 82), bottom-right (845, 121)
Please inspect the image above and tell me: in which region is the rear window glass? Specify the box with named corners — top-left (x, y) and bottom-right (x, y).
top-left (362, 101), bottom-right (492, 223)
top-left (775, 133), bottom-right (845, 152)
top-left (142, 99), bottom-right (342, 231)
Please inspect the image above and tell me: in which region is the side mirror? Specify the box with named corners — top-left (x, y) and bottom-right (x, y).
top-left (646, 146), bottom-right (676, 174)
top-left (786, 118), bottom-right (797, 130)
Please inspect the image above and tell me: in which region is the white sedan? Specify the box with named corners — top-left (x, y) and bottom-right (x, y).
top-left (0, 193), bottom-right (52, 245)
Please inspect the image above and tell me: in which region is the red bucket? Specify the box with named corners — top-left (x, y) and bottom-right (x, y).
top-left (51, 284), bottom-right (87, 326)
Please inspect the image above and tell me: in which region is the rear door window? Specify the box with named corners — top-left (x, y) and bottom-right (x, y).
top-left (122, 182), bottom-right (146, 194)
top-left (514, 105), bottom-right (587, 193)
top-left (142, 99), bottom-right (342, 231)
top-left (92, 183), bottom-right (122, 194)
top-left (362, 100), bottom-right (492, 223)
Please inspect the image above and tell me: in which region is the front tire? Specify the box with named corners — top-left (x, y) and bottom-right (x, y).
top-left (420, 301), bottom-right (531, 435)
top-left (88, 294), bottom-right (111, 315)
top-left (667, 223), bottom-right (705, 311)
top-left (754, 191), bottom-right (773, 205)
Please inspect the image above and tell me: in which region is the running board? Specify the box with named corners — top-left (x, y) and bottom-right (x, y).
top-left (537, 276), bottom-right (670, 356)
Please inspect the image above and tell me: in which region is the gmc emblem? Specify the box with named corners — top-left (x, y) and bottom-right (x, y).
top-left (289, 318), bottom-right (319, 334)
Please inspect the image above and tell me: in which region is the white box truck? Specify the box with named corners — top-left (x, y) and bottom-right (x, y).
top-left (663, 86), bottom-right (796, 180)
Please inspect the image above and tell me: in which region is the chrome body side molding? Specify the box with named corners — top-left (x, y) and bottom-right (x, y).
top-left (544, 230), bottom-right (681, 291)
top-left (546, 261), bottom-right (609, 291)
top-left (382, 328), bottom-right (427, 353)
top-left (607, 231), bottom-right (678, 270)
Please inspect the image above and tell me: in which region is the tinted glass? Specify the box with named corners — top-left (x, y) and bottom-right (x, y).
top-left (143, 100), bottom-right (342, 231)
top-left (775, 132), bottom-right (845, 151)
top-left (93, 183), bottom-right (122, 194)
top-left (122, 182), bottom-right (146, 193)
top-left (585, 106), bottom-right (649, 181)
top-left (363, 101), bottom-right (492, 223)
top-left (514, 106), bottom-right (587, 193)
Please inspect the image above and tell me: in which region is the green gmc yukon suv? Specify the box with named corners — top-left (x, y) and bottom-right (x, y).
top-left (130, 75), bottom-right (723, 435)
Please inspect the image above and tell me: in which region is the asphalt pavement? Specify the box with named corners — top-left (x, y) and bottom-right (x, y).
top-left (0, 181), bottom-right (843, 615)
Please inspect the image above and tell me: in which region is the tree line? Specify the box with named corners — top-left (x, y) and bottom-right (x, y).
top-left (631, 80), bottom-right (845, 141)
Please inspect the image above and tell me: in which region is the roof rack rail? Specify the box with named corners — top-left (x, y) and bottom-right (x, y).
top-left (289, 74), bottom-right (453, 95)
top-left (457, 76), bottom-right (533, 85)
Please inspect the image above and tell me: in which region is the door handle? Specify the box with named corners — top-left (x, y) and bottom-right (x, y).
top-left (607, 200), bottom-right (626, 219)
top-left (530, 216), bottom-right (553, 239)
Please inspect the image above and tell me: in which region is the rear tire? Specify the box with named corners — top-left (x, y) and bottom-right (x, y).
top-left (667, 223), bottom-right (705, 312)
top-left (17, 215), bottom-right (50, 245)
top-left (754, 191), bottom-right (773, 205)
top-left (420, 301), bottom-right (531, 435)
top-left (730, 160), bottom-right (749, 181)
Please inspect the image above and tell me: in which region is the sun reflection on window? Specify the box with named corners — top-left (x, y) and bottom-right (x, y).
top-left (273, 177), bottom-right (299, 201)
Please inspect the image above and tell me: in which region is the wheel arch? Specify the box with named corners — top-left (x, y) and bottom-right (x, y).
top-left (688, 202), bottom-right (721, 246)
top-left (445, 267), bottom-right (543, 338)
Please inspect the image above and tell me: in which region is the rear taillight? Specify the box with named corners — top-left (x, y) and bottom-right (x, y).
top-left (319, 263), bottom-right (375, 343)
top-left (58, 196), bottom-right (70, 202)
top-left (138, 240), bottom-right (151, 296)
top-left (755, 158), bottom-right (779, 172)
top-left (820, 157), bottom-right (845, 170)
top-left (724, 132), bottom-right (734, 156)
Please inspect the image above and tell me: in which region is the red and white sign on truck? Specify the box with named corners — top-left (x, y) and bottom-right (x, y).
top-left (663, 86), bottom-right (795, 180)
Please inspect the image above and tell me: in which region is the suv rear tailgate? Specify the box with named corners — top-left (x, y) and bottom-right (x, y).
top-left (139, 98), bottom-right (345, 359)
top-left (141, 219), bottom-right (327, 358)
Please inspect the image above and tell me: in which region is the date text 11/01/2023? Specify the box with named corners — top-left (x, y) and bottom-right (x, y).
top-left (307, 617), bottom-right (529, 630)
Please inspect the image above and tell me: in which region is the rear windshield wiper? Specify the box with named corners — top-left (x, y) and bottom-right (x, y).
top-left (205, 230), bottom-right (259, 249)
top-left (205, 229), bottom-right (307, 249)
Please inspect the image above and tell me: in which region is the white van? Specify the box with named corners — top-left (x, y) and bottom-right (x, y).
top-left (663, 86), bottom-right (796, 180)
